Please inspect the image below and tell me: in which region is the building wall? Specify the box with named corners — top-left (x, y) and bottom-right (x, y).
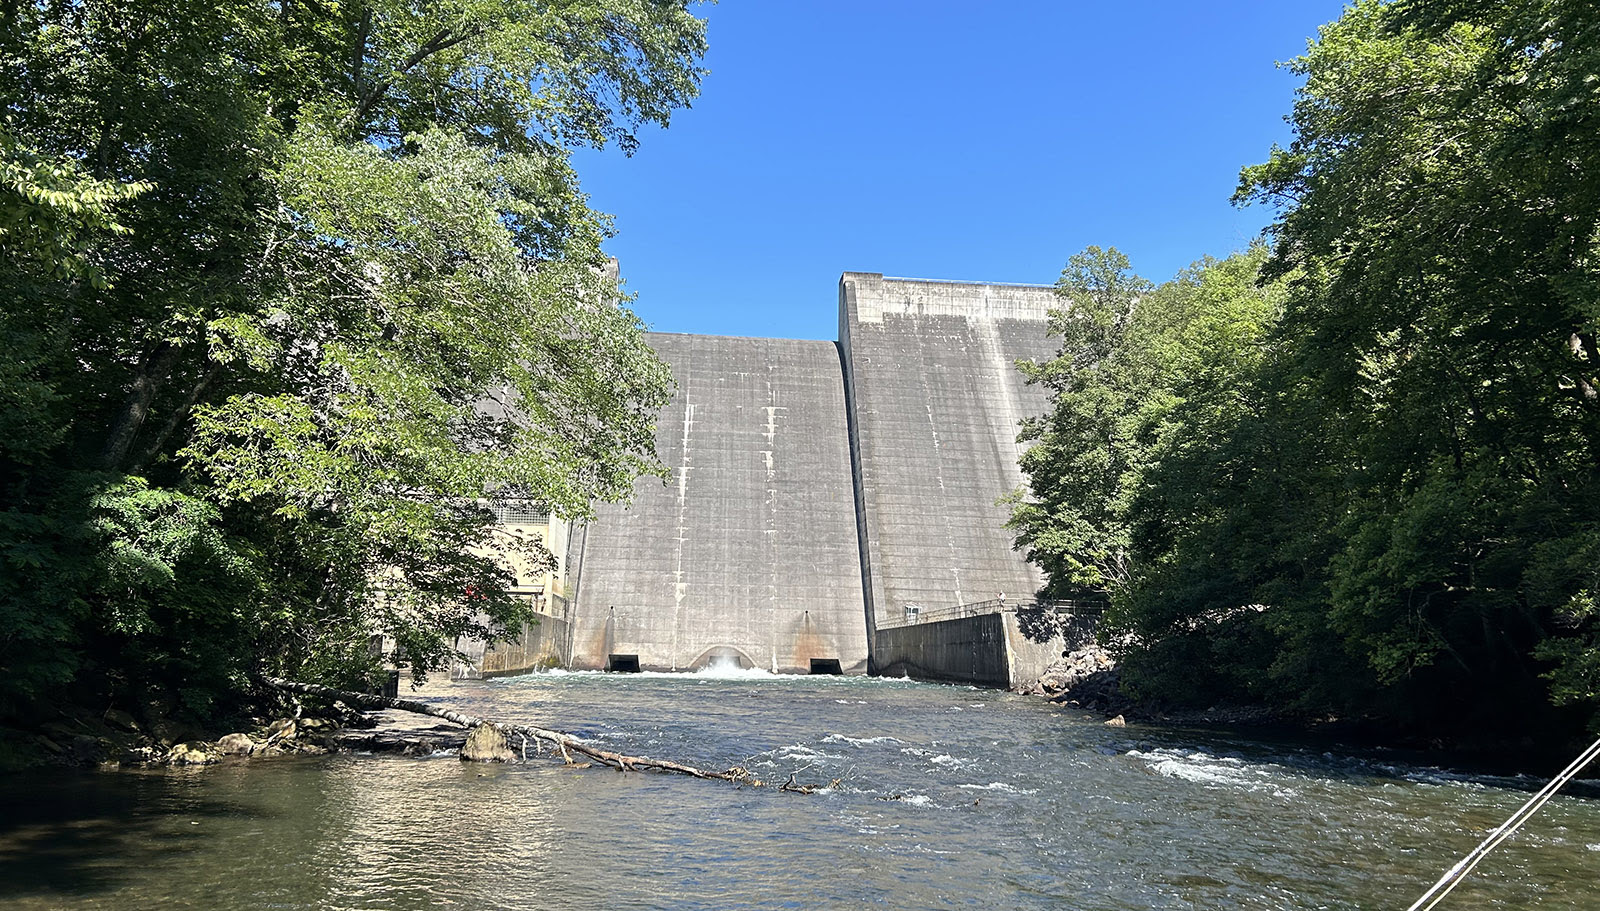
top-left (487, 509), bottom-right (570, 601)
top-left (454, 506), bottom-right (572, 678)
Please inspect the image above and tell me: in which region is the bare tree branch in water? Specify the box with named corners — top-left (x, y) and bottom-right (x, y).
top-left (264, 677), bottom-right (830, 791)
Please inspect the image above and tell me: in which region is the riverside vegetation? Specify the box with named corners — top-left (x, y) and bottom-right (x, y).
top-left (0, 0), bottom-right (705, 766)
top-left (1010, 0), bottom-right (1600, 758)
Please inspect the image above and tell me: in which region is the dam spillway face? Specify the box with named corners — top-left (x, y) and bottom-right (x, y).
top-left (567, 333), bottom-right (870, 674)
top-left (838, 274), bottom-right (1055, 631)
top-left (561, 274), bottom-right (1060, 680)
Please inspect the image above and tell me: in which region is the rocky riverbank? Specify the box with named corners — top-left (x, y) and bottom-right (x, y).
top-left (1015, 645), bottom-right (1284, 728)
top-left (1012, 643), bottom-right (1130, 715)
top-left (0, 700), bottom-right (377, 771)
top-left (2, 690), bottom-right (556, 771)
top-left (1014, 646), bottom-right (1574, 775)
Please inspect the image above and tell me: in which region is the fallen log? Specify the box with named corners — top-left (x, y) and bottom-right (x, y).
top-left (262, 677), bottom-right (812, 790)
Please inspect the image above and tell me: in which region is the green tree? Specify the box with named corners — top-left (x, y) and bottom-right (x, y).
top-left (1232, 0), bottom-right (1600, 735)
top-left (0, 0), bottom-right (704, 722)
top-left (1025, 0), bottom-right (1600, 741)
top-left (1012, 246), bottom-right (1291, 705)
top-left (0, 129), bottom-right (148, 709)
top-left (1011, 246), bottom-right (1152, 598)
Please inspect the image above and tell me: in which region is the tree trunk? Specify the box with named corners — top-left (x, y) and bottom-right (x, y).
top-left (262, 677), bottom-right (824, 791)
top-left (100, 340), bottom-right (183, 470)
top-left (128, 359), bottom-right (222, 473)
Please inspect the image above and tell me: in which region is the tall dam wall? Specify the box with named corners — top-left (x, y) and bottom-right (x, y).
top-left (565, 332), bottom-right (870, 674)
top-left (837, 274), bottom-right (1058, 636)
top-left (548, 273), bottom-right (1066, 685)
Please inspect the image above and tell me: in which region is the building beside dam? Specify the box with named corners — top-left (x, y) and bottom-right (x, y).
top-left (453, 504), bottom-right (574, 678)
top-left (470, 272), bottom-right (1077, 687)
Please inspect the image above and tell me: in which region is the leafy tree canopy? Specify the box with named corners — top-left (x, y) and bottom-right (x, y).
top-left (1016, 0), bottom-right (1600, 746)
top-left (0, 0), bottom-right (704, 722)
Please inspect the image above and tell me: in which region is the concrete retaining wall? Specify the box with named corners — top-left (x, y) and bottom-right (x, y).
top-left (453, 614), bottom-right (571, 679)
top-left (1004, 617), bottom-right (1066, 689)
top-left (874, 613), bottom-right (1063, 689)
top-left (874, 613), bottom-right (1011, 687)
top-left (478, 616), bottom-right (571, 677)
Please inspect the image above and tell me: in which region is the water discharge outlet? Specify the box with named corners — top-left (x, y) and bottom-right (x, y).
top-left (707, 652), bottom-right (743, 671)
top-left (809, 658), bottom-right (843, 675)
top-left (607, 654), bottom-right (640, 673)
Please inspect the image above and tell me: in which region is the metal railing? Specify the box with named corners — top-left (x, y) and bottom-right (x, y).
top-left (527, 592), bottom-right (570, 621)
top-left (878, 597), bottom-right (1105, 645)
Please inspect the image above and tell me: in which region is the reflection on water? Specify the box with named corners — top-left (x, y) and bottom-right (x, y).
top-left (3, 671), bottom-right (1599, 910)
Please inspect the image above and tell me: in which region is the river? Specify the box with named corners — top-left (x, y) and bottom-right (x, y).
top-left (3, 671), bottom-right (1598, 910)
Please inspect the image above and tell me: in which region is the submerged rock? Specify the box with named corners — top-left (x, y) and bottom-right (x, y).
top-left (461, 724), bottom-right (514, 762)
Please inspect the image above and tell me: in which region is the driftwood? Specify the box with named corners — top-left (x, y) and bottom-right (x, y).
top-left (263, 677), bottom-right (819, 790)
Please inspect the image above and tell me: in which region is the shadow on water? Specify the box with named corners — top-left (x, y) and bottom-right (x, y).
top-left (0, 767), bottom-right (269, 900)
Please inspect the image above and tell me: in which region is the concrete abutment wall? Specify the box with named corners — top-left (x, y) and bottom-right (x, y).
top-left (873, 614), bottom-right (1065, 689)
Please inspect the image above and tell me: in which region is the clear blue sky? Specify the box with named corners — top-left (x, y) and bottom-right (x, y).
top-left (572, 1), bottom-right (1350, 341)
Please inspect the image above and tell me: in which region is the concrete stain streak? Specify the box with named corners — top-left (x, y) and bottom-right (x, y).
top-left (671, 399), bottom-right (696, 670)
top-left (974, 300), bottom-right (1024, 475)
top-left (763, 378), bottom-right (778, 668)
top-left (922, 395), bottom-right (965, 607)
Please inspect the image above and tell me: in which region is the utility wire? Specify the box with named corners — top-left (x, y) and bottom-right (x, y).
top-left (1405, 735), bottom-right (1600, 911)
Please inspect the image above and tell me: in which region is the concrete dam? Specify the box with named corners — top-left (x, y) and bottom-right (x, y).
top-left (552, 273), bottom-right (1068, 685)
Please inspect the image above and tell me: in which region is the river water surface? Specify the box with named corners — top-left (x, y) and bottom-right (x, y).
top-left (3, 671), bottom-right (1599, 910)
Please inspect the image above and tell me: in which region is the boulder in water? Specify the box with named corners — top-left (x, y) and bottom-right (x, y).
top-left (169, 742), bottom-right (217, 765)
top-left (103, 708), bottom-right (140, 733)
top-left (461, 724), bottom-right (514, 762)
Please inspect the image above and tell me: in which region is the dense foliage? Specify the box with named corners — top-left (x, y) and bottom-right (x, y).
top-left (0, 0), bottom-right (704, 723)
top-left (1014, 0), bottom-right (1600, 744)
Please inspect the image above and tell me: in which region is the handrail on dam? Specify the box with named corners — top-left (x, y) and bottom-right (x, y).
top-left (878, 275), bottom-right (1056, 290)
top-left (879, 597), bottom-right (1105, 644)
